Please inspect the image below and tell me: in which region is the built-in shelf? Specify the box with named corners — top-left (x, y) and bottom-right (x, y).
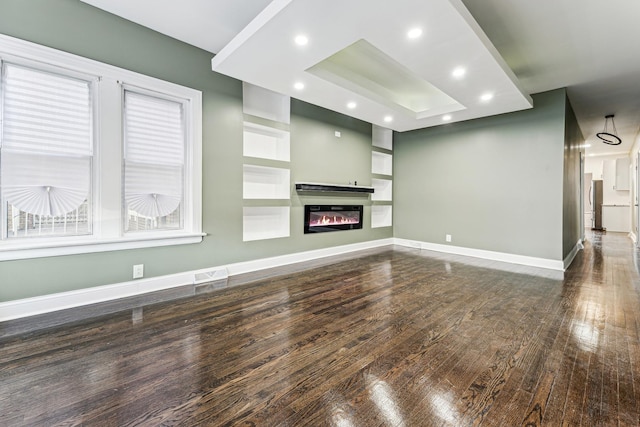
top-left (370, 126), bottom-right (392, 229)
top-left (372, 151), bottom-right (393, 175)
top-left (295, 182), bottom-right (374, 194)
top-left (371, 178), bottom-right (392, 201)
top-left (371, 205), bottom-right (393, 228)
top-left (243, 206), bottom-right (290, 241)
top-left (372, 125), bottom-right (393, 150)
top-left (243, 165), bottom-right (290, 199)
top-left (241, 82), bottom-right (292, 242)
top-left (243, 122), bottom-right (290, 162)
top-left (242, 82), bottom-right (290, 124)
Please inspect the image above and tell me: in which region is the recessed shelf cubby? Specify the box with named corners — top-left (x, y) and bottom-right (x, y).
top-left (243, 206), bottom-right (290, 241)
top-left (372, 125), bottom-right (393, 151)
top-left (372, 151), bottom-right (393, 176)
top-left (242, 82), bottom-right (290, 124)
top-left (371, 178), bottom-right (392, 201)
top-left (371, 205), bottom-right (393, 228)
top-left (243, 165), bottom-right (290, 200)
top-left (243, 122), bottom-right (290, 162)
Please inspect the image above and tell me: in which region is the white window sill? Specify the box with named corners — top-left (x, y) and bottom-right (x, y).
top-left (0, 233), bottom-right (206, 261)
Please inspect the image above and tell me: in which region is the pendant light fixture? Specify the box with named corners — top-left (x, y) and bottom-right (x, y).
top-left (597, 114), bottom-right (622, 145)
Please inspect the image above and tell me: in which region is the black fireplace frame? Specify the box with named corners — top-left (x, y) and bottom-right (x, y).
top-left (304, 205), bottom-right (363, 234)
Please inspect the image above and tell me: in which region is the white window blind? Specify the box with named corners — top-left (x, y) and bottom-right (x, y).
top-left (0, 63), bottom-right (92, 220)
top-left (2, 151), bottom-right (90, 216)
top-left (123, 90), bottom-right (184, 227)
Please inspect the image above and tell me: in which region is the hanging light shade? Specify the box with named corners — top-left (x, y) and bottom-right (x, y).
top-left (597, 114), bottom-right (622, 145)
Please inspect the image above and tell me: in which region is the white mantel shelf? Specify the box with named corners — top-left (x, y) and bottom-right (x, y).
top-left (295, 182), bottom-right (374, 194)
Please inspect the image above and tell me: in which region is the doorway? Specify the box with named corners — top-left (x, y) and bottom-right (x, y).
top-left (584, 171), bottom-right (592, 235)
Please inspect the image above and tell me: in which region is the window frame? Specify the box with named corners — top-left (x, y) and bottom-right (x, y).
top-left (0, 34), bottom-right (203, 261)
top-left (121, 85), bottom-right (189, 234)
top-left (0, 60), bottom-right (96, 240)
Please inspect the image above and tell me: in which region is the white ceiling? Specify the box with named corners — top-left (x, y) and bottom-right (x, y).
top-left (82, 0), bottom-right (640, 156)
top-left (461, 0), bottom-right (640, 157)
top-left (209, 0), bottom-right (533, 132)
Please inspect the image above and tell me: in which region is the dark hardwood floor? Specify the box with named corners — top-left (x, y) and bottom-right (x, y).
top-left (1, 231), bottom-right (639, 426)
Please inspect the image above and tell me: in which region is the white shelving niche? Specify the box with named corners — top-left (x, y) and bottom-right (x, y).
top-left (242, 82), bottom-right (292, 242)
top-left (243, 165), bottom-right (290, 200)
top-left (242, 82), bottom-right (290, 124)
top-left (371, 178), bottom-right (392, 202)
top-left (243, 121), bottom-right (290, 162)
top-left (243, 206), bottom-right (290, 242)
top-left (371, 205), bottom-right (393, 228)
top-left (372, 125), bottom-right (393, 150)
top-left (371, 124), bottom-right (393, 229)
top-left (372, 151), bottom-right (392, 176)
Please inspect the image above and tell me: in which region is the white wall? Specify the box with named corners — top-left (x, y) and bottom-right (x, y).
top-left (394, 89), bottom-right (567, 261)
top-left (629, 135), bottom-right (640, 240)
top-left (602, 159), bottom-right (630, 205)
top-left (585, 154), bottom-right (632, 233)
top-left (585, 154), bottom-right (624, 179)
top-left (585, 155), bottom-right (631, 205)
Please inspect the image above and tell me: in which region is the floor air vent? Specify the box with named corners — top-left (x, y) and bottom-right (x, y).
top-left (193, 268), bottom-right (229, 284)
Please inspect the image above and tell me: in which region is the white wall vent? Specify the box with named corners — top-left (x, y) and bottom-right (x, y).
top-left (193, 267), bottom-right (229, 284)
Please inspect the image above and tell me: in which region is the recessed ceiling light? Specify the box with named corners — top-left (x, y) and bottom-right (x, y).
top-left (480, 92), bottom-right (494, 102)
top-left (452, 67), bottom-right (466, 78)
top-left (294, 35), bottom-right (308, 46)
top-left (347, 101), bottom-right (357, 109)
top-left (383, 115), bottom-right (393, 123)
top-left (294, 82), bottom-right (305, 90)
top-left (442, 115), bottom-right (452, 121)
top-left (407, 28), bottom-right (423, 39)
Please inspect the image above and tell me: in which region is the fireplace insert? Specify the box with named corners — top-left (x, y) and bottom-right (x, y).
top-left (304, 205), bottom-right (363, 233)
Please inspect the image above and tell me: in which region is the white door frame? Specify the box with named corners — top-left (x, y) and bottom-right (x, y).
top-left (636, 151), bottom-right (640, 246)
top-left (580, 152), bottom-right (585, 242)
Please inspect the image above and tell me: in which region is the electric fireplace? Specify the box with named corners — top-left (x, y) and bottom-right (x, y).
top-left (304, 205), bottom-right (363, 233)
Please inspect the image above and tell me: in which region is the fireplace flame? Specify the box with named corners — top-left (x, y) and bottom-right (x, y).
top-left (310, 213), bottom-right (359, 226)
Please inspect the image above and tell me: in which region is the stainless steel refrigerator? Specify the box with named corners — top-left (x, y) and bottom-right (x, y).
top-left (591, 179), bottom-right (603, 230)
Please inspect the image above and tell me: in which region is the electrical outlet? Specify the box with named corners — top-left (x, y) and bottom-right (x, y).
top-left (335, 131), bottom-right (341, 138)
top-left (445, 234), bottom-right (452, 243)
top-left (133, 264), bottom-right (144, 279)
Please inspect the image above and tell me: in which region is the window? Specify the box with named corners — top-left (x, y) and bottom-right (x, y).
top-left (1, 63), bottom-right (93, 239)
top-left (123, 90), bottom-right (185, 232)
top-left (0, 34), bottom-right (202, 260)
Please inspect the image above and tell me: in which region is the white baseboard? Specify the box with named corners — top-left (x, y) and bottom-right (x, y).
top-left (0, 271), bottom-right (195, 322)
top-left (394, 238), bottom-right (565, 271)
top-left (1, 237), bottom-right (569, 323)
top-left (224, 238), bottom-right (394, 276)
top-left (0, 238), bottom-right (394, 322)
top-left (563, 239), bottom-right (583, 270)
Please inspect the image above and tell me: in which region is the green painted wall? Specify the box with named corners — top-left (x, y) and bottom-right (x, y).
top-left (0, 0), bottom-right (391, 302)
top-left (562, 96), bottom-right (584, 258)
top-left (394, 89), bottom-right (567, 261)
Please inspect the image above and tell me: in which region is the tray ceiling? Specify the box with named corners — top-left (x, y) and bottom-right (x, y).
top-left (209, 0), bottom-right (532, 132)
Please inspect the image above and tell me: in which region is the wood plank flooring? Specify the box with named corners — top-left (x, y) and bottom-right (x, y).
top-left (1, 231), bottom-right (639, 426)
